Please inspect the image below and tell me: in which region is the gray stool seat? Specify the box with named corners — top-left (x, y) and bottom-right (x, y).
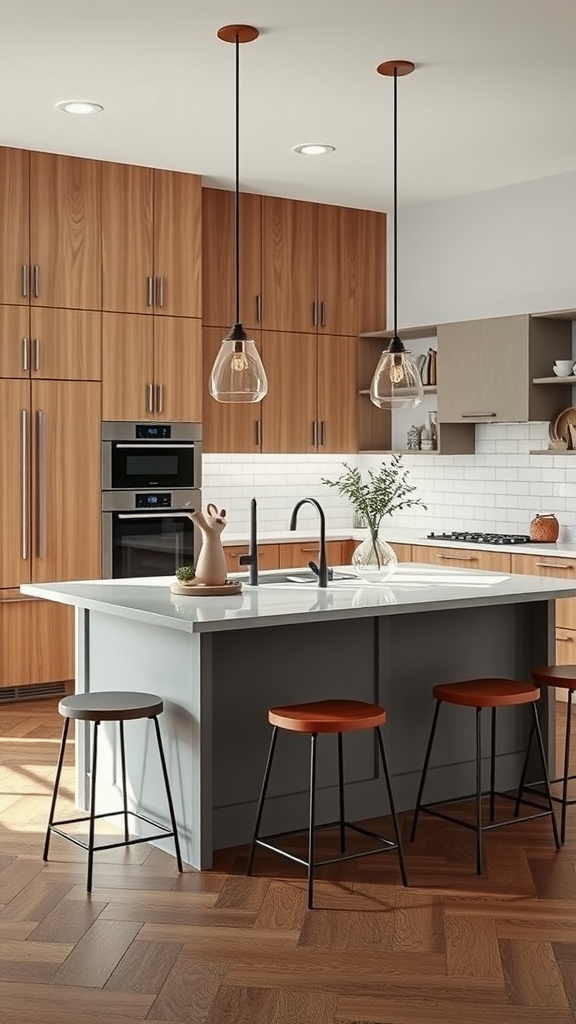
top-left (44, 689), bottom-right (182, 891)
top-left (59, 691), bottom-right (163, 722)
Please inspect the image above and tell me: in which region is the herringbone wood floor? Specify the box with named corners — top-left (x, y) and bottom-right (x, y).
top-left (1, 699), bottom-right (576, 1023)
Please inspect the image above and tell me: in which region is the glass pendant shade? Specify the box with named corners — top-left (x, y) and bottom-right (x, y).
top-left (209, 326), bottom-right (268, 404)
top-left (370, 339), bottom-right (424, 410)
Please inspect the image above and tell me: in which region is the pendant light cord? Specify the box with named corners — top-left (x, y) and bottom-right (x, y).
top-left (393, 66), bottom-right (398, 341)
top-left (234, 32), bottom-right (241, 327)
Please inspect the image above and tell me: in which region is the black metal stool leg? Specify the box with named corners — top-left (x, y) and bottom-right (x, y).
top-left (43, 716), bottom-right (70, 861)
top-left (376, 727), bottom-right (408, 887)
top-left (489, 707), bottom-right (496, 823)
top-left (86, 720), bottom-right (100, 893)
top-left (531, 703), bottom-right (561, 850)
top-left (151, 715), bottom-right (183, 872)
top-left (475, 707), bottom-right (483, 875)
top-left (337, 732), bottom-right (345, 854)
top-left (307, 733), bottom-right (318, 911)
top-left (514, 720), bottom-right (535, 818)
top-left (560, 690), bottom-right (574, 844)
top-left (247, 726), bottom-right (278, 875)
top-left (410, 700), bottom-right (442, 842)
top-left (119, 720), bottom-right (129, 843)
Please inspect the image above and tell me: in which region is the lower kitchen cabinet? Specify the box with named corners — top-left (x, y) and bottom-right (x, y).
top-left (390, 542), bottom-right (412, 562)
top-left (0, 592), bottom-right (73, 688)
top-left (556, 628), bottom-right (576, 666)
top-left (224, 545), bottom-right (279, 574)
top-left (511, 553), bottom-right (576, 630)
top-left (412, 544), bottom-right (511, 573)
top-left (278, 539), bottom-right (345, 569)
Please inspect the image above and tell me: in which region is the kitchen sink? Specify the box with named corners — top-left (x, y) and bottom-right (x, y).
top-left (251, 570), bottom-right (357, 586)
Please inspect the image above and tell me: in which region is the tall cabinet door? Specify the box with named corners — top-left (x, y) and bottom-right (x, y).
top-left (317, 205), bottom-right (385, 337)
top-left (31, 380), bottom-right (101, 583)
top-left (154, 170), bottom-right (202, 318)
top-left (30, 152), bottom-right (102, 311)
top-left (102, 162), bottom-right (154, 314)
top-left (261, 332), bottom-right (317, 453)
top-left (202, 326), bottom-right (262, 453)
top-left (0, 305), bottom-right (30, 378)
top-left (262, 197), bottom-right (317, 334)
top-left (0, 380), bottom-right (32, 587)
top-left (102, 312), bottom-right (154, 420)
top-left (317, 335), bottom-right (358, 453)
top-left (0, 148), bottom-right (29, 306)
top-left (153, 316), bottom-right (202, 422)
top-left (202, 188), bottom-right (262, 331)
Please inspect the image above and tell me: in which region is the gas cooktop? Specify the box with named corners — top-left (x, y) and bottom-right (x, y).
top-left (427, 531), bottom-right (533, 546)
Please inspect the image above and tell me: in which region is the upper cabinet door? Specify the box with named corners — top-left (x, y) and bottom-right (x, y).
top-left (0, 380), bottom-right (32, 587)
top-left (102, 162), bottom-right (154, 314)
top-left (30, 152), bottom-right (101, 311)
top-left (153, 170), bottom-right (202, 318)
top-left (153, 316), bottom-right (202, 422)
top-left (0, 148), bottom-right (29, 306)
top-left (202, 188), bottom-right (262, 330)
top-left (317, 205), bottom-right (385, 337)
top-left (0, 305), bottom-right (30, 378)
top-left (102, 312), bottom-right (154, 420)
top-left (30, 308), bottom-right (101, 381)
top-left (317, 335), bottom-right (358, 453)
top-left (262, 197), bottom-right (317, 334)
top-left (261, 332), bottom-right (317, 453)
top-left (202, 326), bottom-right (262, 453)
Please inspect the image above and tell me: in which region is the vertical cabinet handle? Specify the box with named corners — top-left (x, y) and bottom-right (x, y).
top-left (33, 265), bottom-right (40, 298)
top-left (256, 295), bottom-right (262, 322)
top-left (146, 383), bottom-right (154, 413)
top-left (22, 337), bottom-right (29, 372)
top-left (33, 338), bottom-right (40, 372)
top-left (320, 301), bottom-right (326, 327)
top-left (255, 420), bottom-right (260, 447)
top-left (312, 301), bottom-right (318, 327)
top-left (155, 277), bottom-right (164, 308)
top-left (312, 420), bottom-right (317, 447)
top-left (36, 410), bottom-right (45, 558)
top-left (155, 383), bottom-right (164, 414)
top-left (22, 264), bottom-right (29, 298)
top-left (320, 420), bottom-right (326, 446)
top-left (147, 276), bottom-right (154, 307)
top-left (21, 410), bottom-right (29, 560)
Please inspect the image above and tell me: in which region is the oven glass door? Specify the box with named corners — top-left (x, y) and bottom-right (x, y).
top-left (110, 511), bottom-right (194, 578)
top-left (109, 442), bottom-right (196, 490)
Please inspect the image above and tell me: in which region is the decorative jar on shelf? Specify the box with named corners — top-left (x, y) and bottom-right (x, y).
top-left (352, 530), bottom-right (398, 582)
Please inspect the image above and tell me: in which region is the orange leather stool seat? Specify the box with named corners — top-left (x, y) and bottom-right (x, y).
top-left (433, 678), bottom-right (540, 708)
top-left (269, 698), bottom-right (386, 733)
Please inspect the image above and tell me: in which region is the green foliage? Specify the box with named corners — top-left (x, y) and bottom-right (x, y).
top-left (175, 564), bottom-right (196, 583)
top-left (322, 456), bottom-right (426, 537)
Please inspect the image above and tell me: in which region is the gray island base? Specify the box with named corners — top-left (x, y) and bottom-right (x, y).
top-left (22, 564), bottom-right (576, 870)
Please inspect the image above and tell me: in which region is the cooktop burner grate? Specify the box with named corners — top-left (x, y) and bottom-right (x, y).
top-left (427, 531), bottom-right (533, 546)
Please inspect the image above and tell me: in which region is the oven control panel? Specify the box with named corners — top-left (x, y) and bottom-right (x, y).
top-left (135, 424), bottom-right (171, 439)
top-left (135, 492), bottom-right (172, 508)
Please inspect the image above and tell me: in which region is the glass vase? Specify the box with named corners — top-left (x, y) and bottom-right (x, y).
top-left (352, 530), bottom-right (398, 582)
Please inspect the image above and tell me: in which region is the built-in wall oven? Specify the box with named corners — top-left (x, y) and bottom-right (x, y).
top-left (101, 422), bottom-right (202, 579)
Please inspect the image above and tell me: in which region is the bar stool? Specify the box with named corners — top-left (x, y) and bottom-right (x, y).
top-left (515, 664), bottom-right (576, 843)
top-left (44, 692), bottom-right (183, 891)
top-left (410, 678), bottom-right (560, 874)
top-left (247, 698), bottom-right (407, 909)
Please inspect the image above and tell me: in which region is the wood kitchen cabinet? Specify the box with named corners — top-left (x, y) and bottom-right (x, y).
top-left (202, 188), bottom-right (262, 330)
top-left (102, 312), bottom-right (202, 422)
top-left (390, 542), bottom-right (412, 562)
top-left (437, 314), bottom-right (572, 423)
top-left (0, 147), bottom-right (101, 311)
top-left (511, 552), bottom-right (576, 630)
top-left (278, 540), bottom-right (345, 569)
top-left (0, 305), bottom-right (101, 381)
top-left (225, 544), bottom-right (279, 574)
top-left (412, 544), bottom-right (511, 573)
top-left (202, 327), bottom-right (263, 453)
top-left (102, 161), bottom-right (201, 317)
top-left (261, 196), bottom-right (385, 337)
top-left (0, 592), bottom-right (73, 689)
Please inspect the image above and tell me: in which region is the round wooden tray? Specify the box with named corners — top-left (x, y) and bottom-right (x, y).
top-left (170, 580), bottom-right (242, 597)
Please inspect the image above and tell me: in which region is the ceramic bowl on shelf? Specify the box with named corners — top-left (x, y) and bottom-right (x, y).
top-left (553, 364), bottom-right (574, 377)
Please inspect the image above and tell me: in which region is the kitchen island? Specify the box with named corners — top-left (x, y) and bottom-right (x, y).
top-left (22, 565), bottom-right (576, 869)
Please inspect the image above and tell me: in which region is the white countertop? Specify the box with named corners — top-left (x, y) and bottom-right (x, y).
top-left (20, 563), bottom-right (576, 635)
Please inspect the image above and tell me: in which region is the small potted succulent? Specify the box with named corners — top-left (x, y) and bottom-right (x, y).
top-left (323, 456), bottom-right (426, 580)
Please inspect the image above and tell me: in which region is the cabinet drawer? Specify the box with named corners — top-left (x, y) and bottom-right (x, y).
top-left (224, 544), bottom-right (279, 573)
top-left (278, 540), bottom-right (343, 569)
top-left (511, 553), bottom-right (576, 630)
top-left (412, 544), bottom-right (511, 573)
top-left (390, 542), bottom-right (412, 563)
top-left (556, 628), bottom-right (576, 666)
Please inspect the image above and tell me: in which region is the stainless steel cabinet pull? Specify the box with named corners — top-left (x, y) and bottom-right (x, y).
top-left (22, 264), bottom-right (29, 298)
top-left (255, 420), bottom-right (261, 447)
top-left (299, 545), bottom-right (319, 553)
top-left (312, 420), bottom-right (317, 446)
top-left (146, 383), bottom-right (154, 413)
top-left (256, 294), bottom-right (262, 322)
top-left (22, 337), bottom-right (29, 372)
top-left (320, 420), bottom-right (326, 446)
top-left (439, 553), bottom-right (476, 561)
top-left (33, 264), bottom-right (40, 298)
top-left (36, 409), bottom-right (45, 558)
top-left (320, 301), bottom-right (326, 327)
top-left (156, 383), bottom-right (164, 413)
top-left (33, 338), bottom-right (40, 371)
top-left (21, 410), bottom-right (29, 560)
top-left (155, 277), bottom-right (165, 308)
top-left (147, 276), bottom-right (154, 307)
top-left (461, 412), bottom-right (496, 418)
top-left (312, 301), bottom-right (318, 327)
top-left (535, 562), bottom-right (573, 570)
top-left (557, 635), bottom-right (573, 642)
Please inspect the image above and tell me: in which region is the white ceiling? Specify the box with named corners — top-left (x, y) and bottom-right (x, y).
top-left (2, 0), bottom-right (576, 211)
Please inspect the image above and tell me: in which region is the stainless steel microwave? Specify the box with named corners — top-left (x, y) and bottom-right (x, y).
top-left (102, 422), bottom-right (202, 491)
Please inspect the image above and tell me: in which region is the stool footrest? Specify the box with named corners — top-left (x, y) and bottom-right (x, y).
top-left (254, 818), bottom-right (400, 871)
top-left (420, 788), bottom-right (555, 834)
top-left (47, 809), bottom-right (177, 855)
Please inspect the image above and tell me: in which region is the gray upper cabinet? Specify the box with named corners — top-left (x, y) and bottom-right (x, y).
top-left (437, 314), bottom-right (572, 423)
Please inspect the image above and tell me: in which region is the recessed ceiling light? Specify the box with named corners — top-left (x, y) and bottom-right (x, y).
top-left (55, 101), bottom-right (104, 115)
top-left (292, 144), bottom-right (336, 156)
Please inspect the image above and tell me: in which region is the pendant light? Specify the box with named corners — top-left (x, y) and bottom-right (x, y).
top-left (370, 60), bottom-right (423, 411)
top-left (209, 25), bottom-right (268, 404)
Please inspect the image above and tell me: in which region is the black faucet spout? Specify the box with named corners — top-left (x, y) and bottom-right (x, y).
top-left (289, 498), bottom-right (328, 587)
top-left (239, 498), bottom-right (259, 585)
